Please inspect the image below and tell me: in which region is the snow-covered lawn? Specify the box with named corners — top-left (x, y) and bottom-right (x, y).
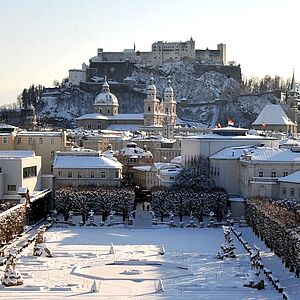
top-left (0, 226), bottom-right (290, 299)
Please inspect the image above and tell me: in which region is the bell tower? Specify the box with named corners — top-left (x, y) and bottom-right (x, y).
top-left (143, 77), bottom-right (159, 126)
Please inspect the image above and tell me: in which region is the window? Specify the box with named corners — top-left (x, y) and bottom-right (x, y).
top-left (88, 125), bottom-right (92, 129)
top-left (58, 171), bottom-right (62, 177)
top-left (23, 166), bottom-right (37, 178)
top-left (51, 151), bottom-right (55, 158)
top-left (271, 171), bottom-right (276, 178)
top-left (217, 168), bottom-right (220, 176)
top-left (39, 138), bottom-right (43, 144)
top-left (50, 138), bottom-right (54, 145)
top-left (28, 137), bottom-right (33, 144)
top-left (68, 171), bottom-right (72, 178)
top-left (97, 124), bottom-right (102, 129)
top-left (107, 109), bottom-right (110, 114)
top-left (17, 137), bottom-right (22, 144)
top-left (258, 171), bottom-right (263, 177)
top-left (101, 171), bottom-right (106, 179)
top-left (283, 171), bottom-right (288, 177)
top-left (7, 185), bottom-right (16, 191)
top-left (77, 172), bottom-right (82, 178)
top-left (290, 188), bottom-right (295, 197)
top-left (0, 167), bottom-right (2, 173)
top-left (99, 109), bottom-right (102, 114)
top-left (2, 137), bottom-right (8, 144)
top-left (115, 171), bottom-right (119, 178)
top-left (148, 106), bottom-right (151, 112)
top-left (282, 187), bottom-right (287, 196)
top-left (90, 172), bottom-right (95, 178)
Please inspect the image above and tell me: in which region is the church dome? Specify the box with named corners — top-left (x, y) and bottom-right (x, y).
top-left (147, 77), bottom-right (157, 93)
top-left (95, 79), bottom-right (119, 106)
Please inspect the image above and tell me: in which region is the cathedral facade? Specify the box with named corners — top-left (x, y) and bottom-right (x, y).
top-left (76, 77), bottom-right (177, 138)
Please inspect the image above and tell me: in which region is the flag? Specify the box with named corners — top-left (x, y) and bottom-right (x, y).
top-left (227, 117), bottom-right (235, 126)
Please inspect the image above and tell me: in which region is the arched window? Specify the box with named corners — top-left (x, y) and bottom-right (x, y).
top-left (148, 106), bottom-right (151, 112)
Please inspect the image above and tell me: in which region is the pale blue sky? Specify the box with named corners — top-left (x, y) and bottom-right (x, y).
top-left (0, 0), bottom-right (299, 104)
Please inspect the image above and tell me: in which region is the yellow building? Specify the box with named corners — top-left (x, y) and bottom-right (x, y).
top-left (0, 124), bottom-right (70, 174)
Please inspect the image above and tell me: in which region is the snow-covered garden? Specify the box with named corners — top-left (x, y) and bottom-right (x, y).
top-left (0, 219), bottom-right (299, 299)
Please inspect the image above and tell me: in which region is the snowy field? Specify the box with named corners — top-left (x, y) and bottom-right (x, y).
top-left (0, 225), bottom-right (294, 299)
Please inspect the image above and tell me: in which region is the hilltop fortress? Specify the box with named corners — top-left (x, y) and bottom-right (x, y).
top-left (90, 38), bottom-right (226, 66)
top-left (69, 39), bottom-right (241, 87)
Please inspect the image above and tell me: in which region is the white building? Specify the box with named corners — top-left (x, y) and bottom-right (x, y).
top-left (0, 150), bottom-right (42, 202)
top-left (277, 170), bottom-right (300, 200)
top-left (210, 145), bottom-right (300, 200)
top-left (181, 127), bottom-right (279, 165)
top-left (68, 63), bottom-right (87, 86)
top-left (53, 150), bottom-right (122, 188)
top-left (132, 162), bottom-right (181, 189)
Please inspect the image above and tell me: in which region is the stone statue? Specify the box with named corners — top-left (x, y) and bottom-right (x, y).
top-left (33, 228), bottom-right (52, 257)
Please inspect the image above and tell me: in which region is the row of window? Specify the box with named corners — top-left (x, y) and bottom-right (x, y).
top-left (16, 137), bottom-right (55, 145)
top-left (258, 170), bottom-right (289, 178)
top-left (23, 166), bottom-right (37, 179)
top-left (58, 171), bottom-right (119, 179)
top-left (211, 167), bottom-right (220, 177)
top-left (282, 187), bottom-right (299, 198)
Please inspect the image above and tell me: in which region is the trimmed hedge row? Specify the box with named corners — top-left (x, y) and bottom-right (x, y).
top-left (246, 198), bottom-right (300, 277)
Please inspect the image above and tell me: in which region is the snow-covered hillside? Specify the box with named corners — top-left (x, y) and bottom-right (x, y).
top-left (36, 62), bottom-right (280, 128)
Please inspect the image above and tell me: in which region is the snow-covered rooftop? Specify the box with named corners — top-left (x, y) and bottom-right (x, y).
top-left (277, 170), bottom-right (300, 183)
top-left (53, 154), bottom-right (121, 169)
top-left (106, 124), bottom-right (143, 131)
top-left (132, 165), bottom-right (152, 171)
top-left (0, 123), bottom-right (17, 129)
top-left (17, 131), bottom-right (64, 137)
top-left (240, 147), bottom-right (300, 162)
top-left (252, 104), bottom-right (296, 125)
top-left (184, 133), bottom-right (276, 140)
top-left (0, 150), bottom-right (35, 158)
top-left (210, 146), bottom-right (254, 160)
top-left (118, 145), bottom-right (152, 157)
top-left (110, 113), bottom-right (144, 120)
top-left (76, 113), bottom-right (108, 120)
top-left (170, 155), bottom-right (181, 165)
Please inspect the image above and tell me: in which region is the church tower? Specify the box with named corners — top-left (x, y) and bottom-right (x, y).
top-left (287, 71), bottom-right (299, 126)
top-left (143, 77), bottom-right (160, 126)
top-left (163, 77), bottom-right (177, 126)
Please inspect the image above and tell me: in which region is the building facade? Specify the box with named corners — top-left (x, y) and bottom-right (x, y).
top-left (0, 150), bottom-right (42, 202)
top-left (0, 126), bottom-right (69, 174)
top-left (53, 150), bottom-right (122, 188)
top-left (209, 145), bottom-right (300, 200)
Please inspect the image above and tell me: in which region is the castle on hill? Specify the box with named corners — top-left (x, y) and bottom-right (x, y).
top-left (90, 38), bottom-right (226, 66)
top-left (76, 77), bottom-right (177, 138)
top-left (69, 39), bottom-right (229, 86)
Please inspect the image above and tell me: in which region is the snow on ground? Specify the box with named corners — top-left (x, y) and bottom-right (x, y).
top-left (0, 225), bottom-right (286, 299)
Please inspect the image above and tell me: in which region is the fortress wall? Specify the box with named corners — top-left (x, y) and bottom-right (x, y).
top-left (194, 64), bottom-right (242, 82)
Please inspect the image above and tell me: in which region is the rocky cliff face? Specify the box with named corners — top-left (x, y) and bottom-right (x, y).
top-left (37, 62), bottom-right (279, 128)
